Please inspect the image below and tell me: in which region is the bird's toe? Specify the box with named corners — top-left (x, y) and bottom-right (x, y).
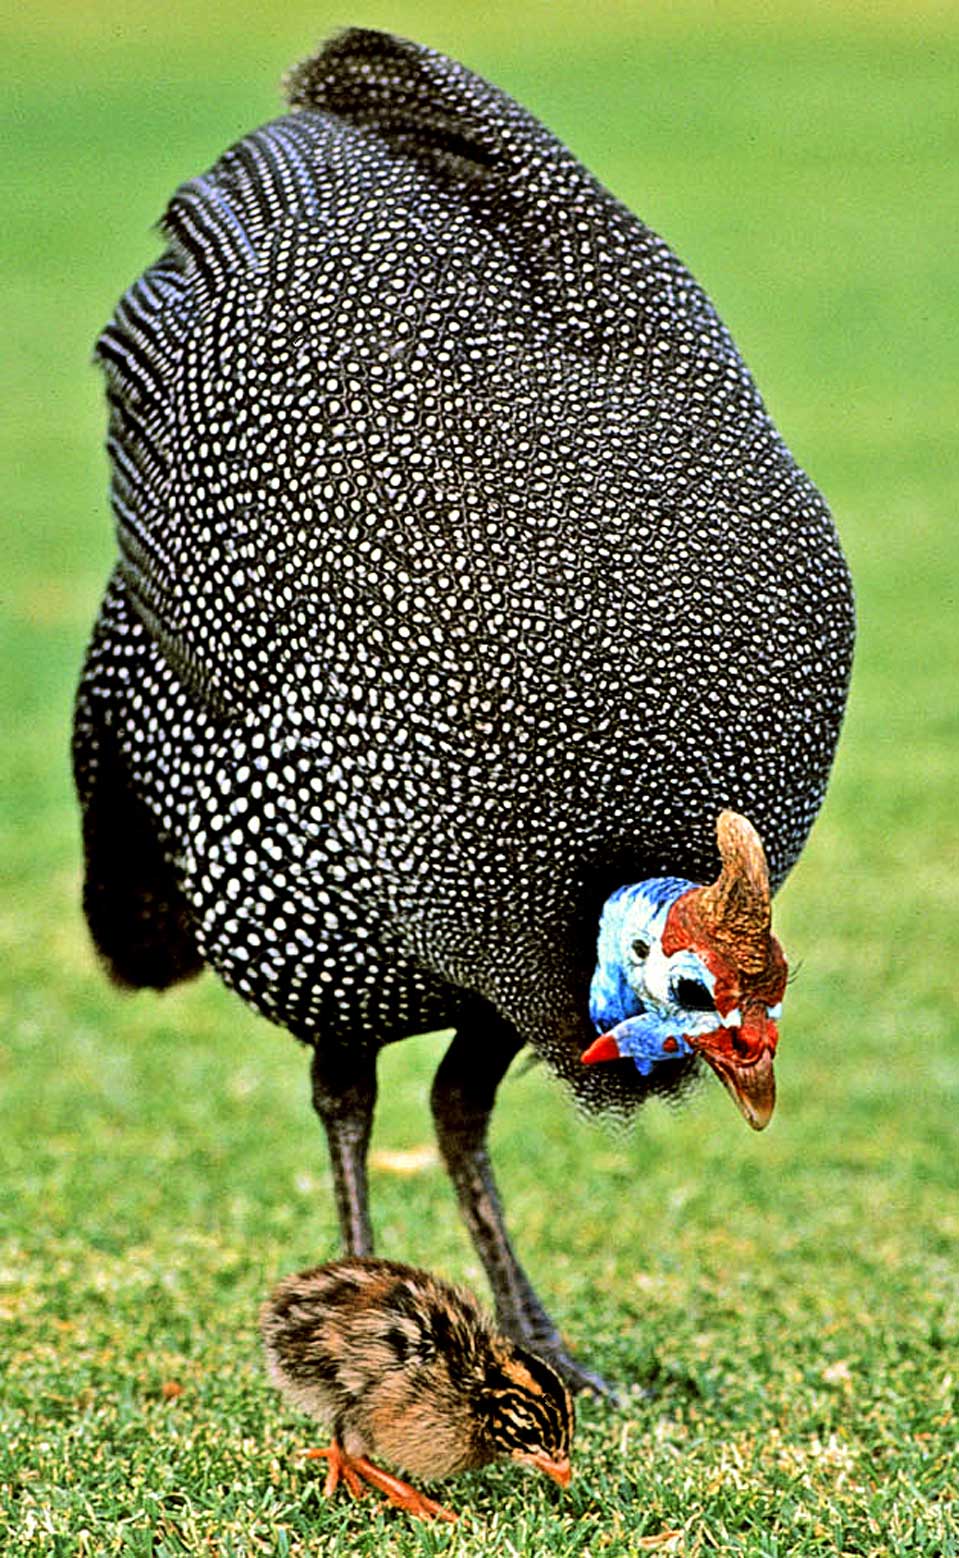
top-left (544, 1349), bottom-right (621, 1402)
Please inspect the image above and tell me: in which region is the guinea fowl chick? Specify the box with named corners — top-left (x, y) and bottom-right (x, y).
top-left (261, 1257), bottom-right (574, 1521)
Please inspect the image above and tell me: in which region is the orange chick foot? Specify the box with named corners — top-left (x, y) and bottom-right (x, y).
top-left (302, 1443), bottom-right (366, 1500)
top-left (301, 1444), bottom-right (458, 1522)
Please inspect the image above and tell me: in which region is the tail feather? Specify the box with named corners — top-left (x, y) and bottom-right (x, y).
top-left (73, 592), bottom-right (202, 992)
top-left (284, 27), bottom-right (591, 203)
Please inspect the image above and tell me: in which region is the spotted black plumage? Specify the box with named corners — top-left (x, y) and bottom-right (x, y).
top-left (74, 29), bottom-right (854, 1388)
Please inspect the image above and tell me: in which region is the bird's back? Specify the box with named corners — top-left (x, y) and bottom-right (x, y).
top-left (77, 30), bottom-right (854, 1066)
top-left (261, 1257), bottom-right (503, 1475)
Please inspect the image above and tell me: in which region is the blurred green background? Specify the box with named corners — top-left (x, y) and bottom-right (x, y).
top-left (3, 2), bottom-right (958, 1554)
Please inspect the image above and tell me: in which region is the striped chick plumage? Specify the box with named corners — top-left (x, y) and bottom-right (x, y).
top-left (261, 1257), bottom-right (573, 1521)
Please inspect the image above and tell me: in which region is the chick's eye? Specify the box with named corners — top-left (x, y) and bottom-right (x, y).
top-left (632, 938), bottom-right (650, 959)
top-left (673, 977), bottom-right (714, 1012)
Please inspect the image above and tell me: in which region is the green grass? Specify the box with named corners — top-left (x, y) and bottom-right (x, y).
top-left (3, 2), bottom-right (959, 1553)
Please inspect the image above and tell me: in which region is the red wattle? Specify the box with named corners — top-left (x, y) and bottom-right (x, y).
top-left (580, 1032), bottom-right (621, 1065)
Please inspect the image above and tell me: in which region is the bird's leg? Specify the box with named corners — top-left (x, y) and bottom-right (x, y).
top-left (342, 1455), bottom-right (458, 1523)
top-left (310, 1044), bottom-right (377, 1255)
top-left (430, 1019), bottom-right (558, 1350)
top-left (303, 1445), bottom-right (457, 1522)
top-left (431, 1013), bottom-right (611, 1396)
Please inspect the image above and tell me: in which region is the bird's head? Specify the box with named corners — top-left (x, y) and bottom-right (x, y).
top-left (582, 810), bottom-right (787, 1130)
top-left (478, 1346), bottom-right (573, 1488)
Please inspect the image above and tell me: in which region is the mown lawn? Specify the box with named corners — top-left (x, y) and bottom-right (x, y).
top-left (3, 2), bottom-right (958, 1554)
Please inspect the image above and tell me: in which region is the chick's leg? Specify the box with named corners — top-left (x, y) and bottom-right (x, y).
top-left (310, 1044), bottom-right (377, 1255)
top-left (344, 1456), bottom-right (458, 1523)
top-left (303, 1445), bottom-right (457, 1522)
top-left (431, 1011), bottom-right (610, 1396)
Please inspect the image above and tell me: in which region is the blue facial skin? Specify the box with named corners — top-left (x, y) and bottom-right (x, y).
top-left (588, 878), bottom-right (703, 1076)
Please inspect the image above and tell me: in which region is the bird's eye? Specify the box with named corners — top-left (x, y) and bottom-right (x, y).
top-left (632, 938), bottom-right (650, 959)
top-left (673, 977), bottom-right (714, 1012)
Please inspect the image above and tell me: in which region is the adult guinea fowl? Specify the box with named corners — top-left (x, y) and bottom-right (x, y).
top-left (73, 29), bottom-right (854, 1391)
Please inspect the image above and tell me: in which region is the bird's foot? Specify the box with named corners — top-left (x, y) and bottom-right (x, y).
top-left (302, 1444), bottom-right (457, 1523)
top-left (347, 1454), bottom-right (458, 1523)
top-left (303, 1444), bottom-right (367, 1500)
top-left (540, 1344), bottom-right (620, 1402)
top-left (496, 1304), bottom-right (619, 1400)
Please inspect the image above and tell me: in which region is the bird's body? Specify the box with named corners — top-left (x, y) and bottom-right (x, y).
top-left (261, 1257), bottom-right (573, 1520)
top-left (75, 30), bottom-right (854, 1387)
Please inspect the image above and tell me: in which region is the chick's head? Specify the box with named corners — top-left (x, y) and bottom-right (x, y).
top-left (475, 1347), bottom-right (573, 1486)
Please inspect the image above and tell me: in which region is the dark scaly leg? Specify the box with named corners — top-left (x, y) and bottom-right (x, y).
top-left (310, 1043), bottom-right (377, 1255)
top-left (430, 1007), bottom-right (612, 1396)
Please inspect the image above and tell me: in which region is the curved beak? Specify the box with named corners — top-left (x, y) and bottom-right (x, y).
top-left (700, 1045), bottom-right (775, 1131)
top-left (514, 1450), bottom-right (572, 1487)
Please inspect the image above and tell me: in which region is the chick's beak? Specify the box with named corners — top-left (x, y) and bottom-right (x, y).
top-left (700, 1044), bottom-right (776, 1132)
top-left (514, 1450), bottom-right (572, 1487)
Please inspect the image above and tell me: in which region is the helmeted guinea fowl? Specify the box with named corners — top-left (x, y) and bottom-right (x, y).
top-left (73, 29), bottom-right (854, 1391)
